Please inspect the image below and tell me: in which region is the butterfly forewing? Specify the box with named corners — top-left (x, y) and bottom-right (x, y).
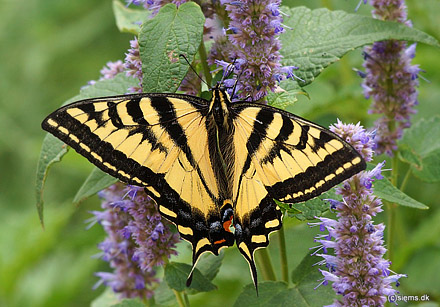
top-left (231, 103), bottom-right (366, 203)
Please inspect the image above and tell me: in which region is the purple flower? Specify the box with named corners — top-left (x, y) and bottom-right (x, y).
top-left (360, 0), bottom-right (420, 156)
top-left (209, 0), bottom-right (295, 102)
top-left (329, 119), bottom-right (375, 162)
top-left (124, 37), bottom-right (143, 93)
top-left (128, 0), bottom-right (188, 15)
top-left (86, 60), bottom-right (125, 87)
top-left (311, 121), bottom-right (406, 306)
top-left (100, 60), bottom-right (125, 79)
top-left (92, 184), bottom-right (180, 299)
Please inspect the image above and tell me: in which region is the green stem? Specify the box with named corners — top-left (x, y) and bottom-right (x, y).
top-left (255, 248), bottom-right (277, 281)
top-left (386, 200), bottom-right (395, 263)
top-left (198, 41), bottom-right (212, 87)
top-left (172, 290), bottom-right (187, 307)
top-left (163, 258), bottom-right (188, 307)
top-left (184, 293), bottom-right (191, 307)
top-left (321, 0), bottom-right (332, 9)
top-left (391, 155), bottom-right (399, 187)
top-left (399, 166), bottom-right (412, 192)
top-left (278, 226), bottom-right (289, 283)
top-left (386, 156), bottom-right (399, 263)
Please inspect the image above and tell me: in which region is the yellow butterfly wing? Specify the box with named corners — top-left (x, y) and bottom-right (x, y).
top-left (230, 102), bottom-right (365, 287)
top-left (42, 93), bottom-right (235, 269)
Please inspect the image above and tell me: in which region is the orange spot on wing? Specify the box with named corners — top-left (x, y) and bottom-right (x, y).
top-left (214, 239), bottom-right (226, 245)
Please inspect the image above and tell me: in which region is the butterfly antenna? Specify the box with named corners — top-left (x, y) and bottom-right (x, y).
top-left (179, 54), bottom-right (209, 88)
top-left (230, 59), bottom-right (243, 99)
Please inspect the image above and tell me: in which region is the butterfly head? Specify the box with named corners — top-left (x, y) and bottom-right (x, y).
top-left (208, 86), bottom-right (232, 131)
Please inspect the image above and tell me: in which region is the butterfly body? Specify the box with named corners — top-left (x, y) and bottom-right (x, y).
top-left (42, 86), bottom-right (365, 290)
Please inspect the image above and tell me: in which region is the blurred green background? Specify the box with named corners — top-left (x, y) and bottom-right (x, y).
top-left (1, 0), bottom-right (439, 306)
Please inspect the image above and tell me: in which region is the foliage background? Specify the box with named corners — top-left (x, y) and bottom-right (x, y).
top-left (0, 0), bottom-right (439, 306)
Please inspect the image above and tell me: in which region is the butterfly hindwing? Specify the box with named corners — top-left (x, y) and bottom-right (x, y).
top-left (42, 93), bottom-right (235, 271)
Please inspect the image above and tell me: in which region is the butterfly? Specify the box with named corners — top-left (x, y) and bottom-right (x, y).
top-left (42, 84), bottom-right (366, 291)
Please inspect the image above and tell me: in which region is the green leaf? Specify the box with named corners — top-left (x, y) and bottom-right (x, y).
top-left (113, 0), bottom-right (151, 35)
top-left (280, 6), bottom-right (440, 87)
top-left (154, 281), bottom-right (176, 306)
top-left (194, 251), bottom-right (224, 282)
top-left (36, 134), bottom-right (69, 227)
top-left (373, 175), bottom-right (428, 209)
top-left (184, 253), bottom-right (224, 295)
top-left (139, 2), bottom-right (205, 92)
top-left (279, 189), bottom-right (339, 221)
top-left (164, 262), bottom-right (216, 293)
top-left (398, 116), bottom-right (440, 183)
top-left (91, 288), bottom-right (120, 307)
top-left (78, 73), bottom-right (140, 99)
top-left (233, 281), bottom-right (290, 306)
top-left (234, 252), bottom-right (337, 306)
top-left (73, 168), bottom-right (118, 204)
top-left (111, 298), bottom-right (145, 307)
top-left (267, 80), bottom-right (307, 109)
top-left (290, 252), bottom-right (337, 306)
top-left (35, 74), bottom-right (138, 225)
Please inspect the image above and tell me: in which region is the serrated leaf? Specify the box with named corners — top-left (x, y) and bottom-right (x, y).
top-left (139, 2), bottom-right (205, 92)
top-left (233, 281), bottom-right (290, 306)
top-left (234, 254), bottom-right (337, 307)
top-left (35, 74), bottom-right (138, 225)
top-left (78, 73), bottom-right (139, 98)
top-left (234, 251), bottom-right (338, 305)
top-left (373, 176), bottom-right (428, 209)
top-left (280, 6), bottom-right (439, 86)
top-left (279, 189), bottom-right (339, 221)
top-left (154, 281), bottom-right (176, 306)
top-left (398, 116), bottom-right (440, 183)
top-left (35, 134), bottom-right (70, 227)
top-left (290, 252), bottom-right (337, 306)
top-left (73, 168), bottom-right (118, 204)
top-left (267, 80), bottom-right (306, 109)
top-left (164, 262), bottom-right (216, 293)
top-left (113, 0), bottom-right (151, 35)
top-left (194, 251), bottom-right (224, 281)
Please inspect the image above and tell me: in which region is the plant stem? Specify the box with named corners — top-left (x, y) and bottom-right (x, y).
top-left (278, 226), bottom-right (289, 283)
top-left (198, 41), bottom-right (212, 86)
top-left (142, 297), bottom-right (151, 307)
top-left (386, 156), bottom-right (399, 263)
top-left (163, 258), bottom-right (188, 307)
top-left (184, 293), bottom-right (191, 307)
top-left (399, 166), bottom-right (412, 192)
top-left (255, 248), bottom-right (277, 281)
top-left (321, 0), bottom-right (332, 10)
top-left (172, 290), bottom-right (187, 307)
